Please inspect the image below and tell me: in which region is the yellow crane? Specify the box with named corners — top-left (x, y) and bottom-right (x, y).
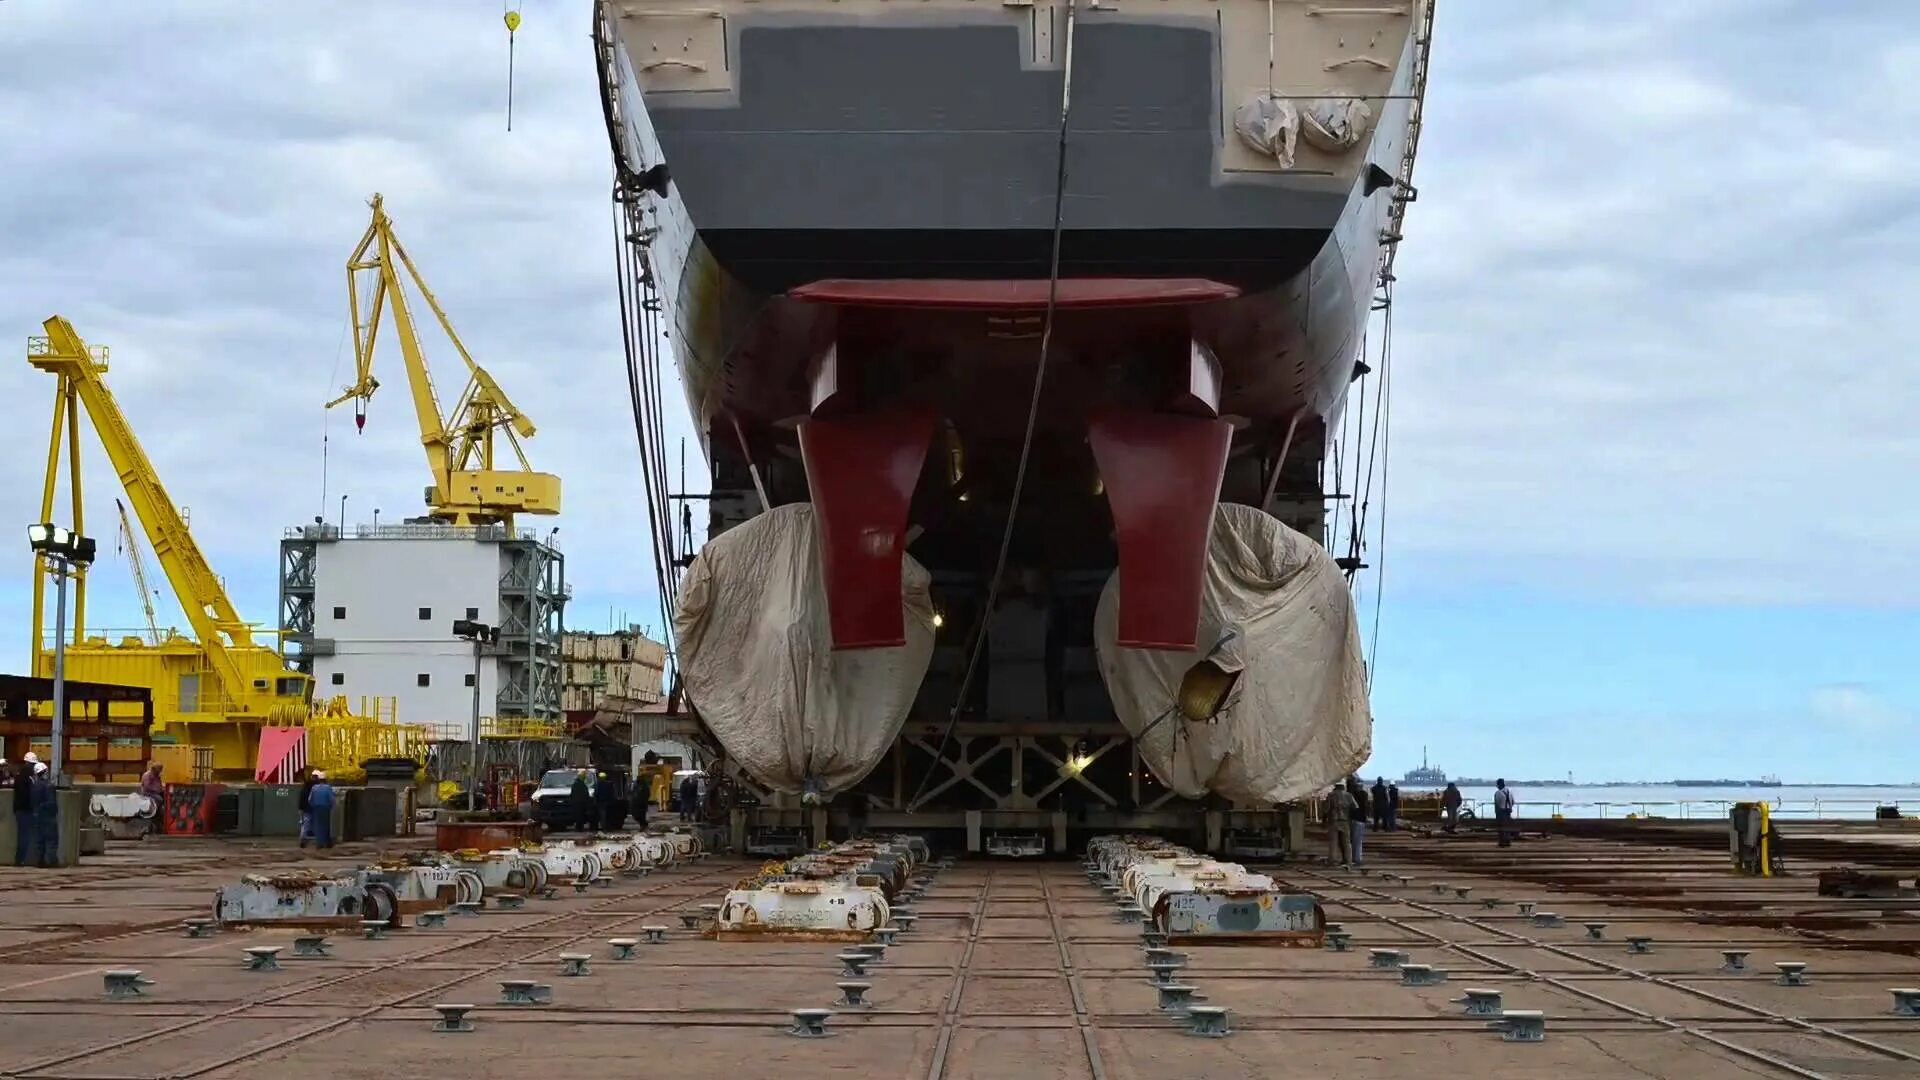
top-left (328, 192), bottom-right (561, 526)
top-left (113, 497), bottom-right (164, 646)
top-left (30, 316), bottom-right (315, 776)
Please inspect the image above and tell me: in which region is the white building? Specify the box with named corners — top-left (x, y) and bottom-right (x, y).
top-left (279, 522), bottom-right (566, 740)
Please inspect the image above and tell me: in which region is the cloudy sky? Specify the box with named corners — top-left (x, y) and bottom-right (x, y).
top-left (2, 1), bottom-right (1915, 783)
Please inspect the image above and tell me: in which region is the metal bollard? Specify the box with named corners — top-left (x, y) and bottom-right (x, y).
top-left (1432, 882), bottom-right (1450, 896)
top-left (103, 970), bottom-right (153, 998)
top-left (1456, 988), bottom-right (1503, 1016)
top-left (1720, 950), bottom-right (1749, 972)
top-left (1488, 1010), bottom-right (1546, 1042)
top-left (1116, 904), bottom-right (1145, 924)
top-left (593, 876), bottom-right (614, 889)
top-left (699, 903), bottom-right (722, 924)
top-left (1532, 912), bottom-right (1563, 928)
top-left (183, 919), bottom-right (217, 939)
top-left (432, 1003), bottom-right (476, 1033)
top-left (1142, 930), bottom-right (1168, 949)
top-left (836, 981), bottom-right (872, 1008)
top-left (679, 912), bottom-right (703, 930)
top-left (787, 1008), bottom-right (835, 1039)
top-left (451, 901), bottom-right (481, 918)
top-left (1369, 948), bottom-right (1408, 970)
top-left (1326, 931), bottom-right (1354, 952)
top-left (1775, 962), bottom-right (1810, 987)
top-left (243, 946), bottom-right (283, 972)
top-left (495, 893), bottom-right (526, 910)
top-left (559, 952), bottom-right (592, 977)
top-left (1455, 887), bottom-right (1473, 900)
top-left (837, 952), bottom-right (871, 978)
top-left (293, 935), bottom-right (333, 957)
top-left (1626, 937), bottom-right (1654, 955)
top-left (1401, 963), bottom-right (1449, 987)
top-left (1155, 983), bottom-right (1198, 1014)
top-left (537, 885), bottom-right (558, 900)
top-left (1185, 1005), bottom-right (1232, 1038)
top-left (1890, 988), bottom-right (1920, 1017)
top-left (498, 980), bottom-right (553, 1005)
top-left (642, 925), bottom-right (669, 944)
top-left (856, 942), bottom-right (889, 966)
top-left (572, 881), bottom-right (593, 895)
top-left (1481, 897), bottom-right (1503, 910)
top-left (1584, 923), bottom-right (1608, 941)
top-left (416, 910), bottom-right (449, 929)
top-left (609, 938), bottom-right (639, 960)
top-left (1516, 901), bottom-right (1537, 918)
top-left (1146, 961), bottom-right (1185, 986)
top-left (1144, 946), bottom-right (1180, 966)
top-left (875, 926), bottom-right (899, 946)
top-left (362, 920), bottom-right (391, 940)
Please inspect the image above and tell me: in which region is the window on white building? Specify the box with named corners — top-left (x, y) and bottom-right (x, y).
top-left (417, 673), bottom-right (431, 687)
top-left (331, 672), bottom-right (344, 686)
top-left (419, 607), bottom-right (432, 620)
top-left (464, 673), bottom-right (476, 687)
top-left (332, 606), bottom-right (347, 619)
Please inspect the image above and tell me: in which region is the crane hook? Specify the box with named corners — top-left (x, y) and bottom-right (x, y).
top-left (355, 399), bottom-right (367, 432)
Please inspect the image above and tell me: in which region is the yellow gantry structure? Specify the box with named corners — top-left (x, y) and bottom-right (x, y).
top-left (329, 193), bottom-right (561, 527)
top-left (29, 316), bottom-right (314, 775)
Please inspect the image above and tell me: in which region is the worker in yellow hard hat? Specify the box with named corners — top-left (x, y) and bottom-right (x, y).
top-left (592, 769), bottom-right (625, 833)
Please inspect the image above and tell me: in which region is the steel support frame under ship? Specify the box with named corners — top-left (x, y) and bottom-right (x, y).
top-left (596, 0), bottom-right (1432, 856)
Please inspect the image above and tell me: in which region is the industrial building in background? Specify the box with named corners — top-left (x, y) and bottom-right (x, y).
top-left (280, 194), bottom-right (568, 744)
top-left (561, 627), bottom-right (665, 714)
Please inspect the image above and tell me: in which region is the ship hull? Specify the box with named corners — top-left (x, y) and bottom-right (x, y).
top-left (597, 0), bottom-right (1425, 746)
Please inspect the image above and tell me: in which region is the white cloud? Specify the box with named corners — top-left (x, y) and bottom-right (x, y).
top-left (0, 1), bottom-right (700, 660)
top-left (1810, 685), bottom-right (1910, 734)
top-left (1357, 0), bottom-right (1920, 607)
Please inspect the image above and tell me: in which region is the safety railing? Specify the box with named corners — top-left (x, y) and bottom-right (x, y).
top-left (1476, 797), bottom-right (1904, 822)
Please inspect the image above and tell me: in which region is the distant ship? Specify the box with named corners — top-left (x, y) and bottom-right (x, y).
top-left (1403, 746), bottom-right (1447, 786)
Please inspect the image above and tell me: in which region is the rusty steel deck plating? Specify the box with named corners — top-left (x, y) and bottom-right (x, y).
top-left (3, 829), bottom-right (1920, 1078)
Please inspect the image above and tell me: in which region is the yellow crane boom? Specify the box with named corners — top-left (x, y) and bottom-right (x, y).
top-left (29, 316), bottom-right (313, 774)
top-left (114, 497), bottom-right (162, 645)
top-left (31, 318), bottom-right (258, 682)
top-left (329, 192), bottom-right (561, 527)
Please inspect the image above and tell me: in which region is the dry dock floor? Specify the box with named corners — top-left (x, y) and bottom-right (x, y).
top-left (3, 828), bottom-right (1919, 1078)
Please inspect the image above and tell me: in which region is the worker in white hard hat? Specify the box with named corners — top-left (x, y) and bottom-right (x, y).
top-left (10, 755), bottom-right (36, 865)
top-left (30, 761), bottom-right (60, 867)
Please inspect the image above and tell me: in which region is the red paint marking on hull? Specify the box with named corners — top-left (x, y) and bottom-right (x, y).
top-left (789, 278), bottom-right (1242, 310)
top-left (1088, 410), bottom-right (1234, 651)
top-left (799, 408), bottom-right (938, 650)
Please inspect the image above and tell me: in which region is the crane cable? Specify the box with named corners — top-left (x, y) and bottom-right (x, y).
top-left (1366, 289), bottom-right (1396, 670)
top-left (907, 0), bottom-right (1079, 812)
top-left (504, 6), bottom-right (522, 132)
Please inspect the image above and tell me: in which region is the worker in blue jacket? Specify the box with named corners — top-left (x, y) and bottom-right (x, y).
top-left (306, 771), bottom-right (337, 850)
top-left (31, 762), bottom-right (60, 867)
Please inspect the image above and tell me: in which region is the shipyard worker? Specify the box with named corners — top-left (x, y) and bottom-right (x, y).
top-left (1322, 784), bottom-right (1355, 867)
top-left (1493, 779), bottom-right (1516, 848)
top-left (1385, 784), bottom-right (1401, 832)
top-left (679, 772), bottom-right (700, 821)
top-left (307, 771), bottom-right (336, 850)
top-left (297, 770), bottom-right (318, 849)
top-left (140, 763), bottom-right (166, 803)
top-left (1371, 777), bottom-right (1389, 829)
top-left (1441, 782), bottom-right (1463, 833)
top-left (31, 762), bottom-right (60, 867)
top-left (569, 772), bottom-right (593, 833)
top-left (594, 771), bottom-right (623, 832)
top-left (11, 756), bottom-right (37, 865)
top-left (1348, 779), bottom-right (1370, 866)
